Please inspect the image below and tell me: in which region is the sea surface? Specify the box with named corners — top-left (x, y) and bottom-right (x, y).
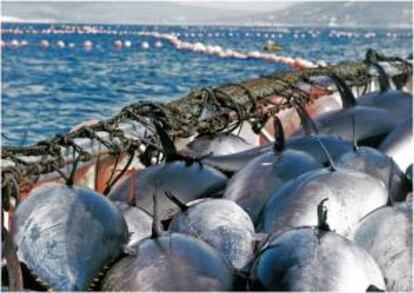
top-left (1, 23), bottom-right (412, 146)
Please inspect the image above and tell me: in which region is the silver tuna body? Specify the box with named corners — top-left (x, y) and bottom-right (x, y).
top-left (12, 185), bottom-right (128, 291)
top-left (101, 233), bottom-right (234, 291)
top-left (169, 199), bottom-right (255, 271)
top-left (113, 202), bottom-right (153, 250)
top-left (108, 161), bottom-right (228, 220)
top-left (183, 133), bottom-right (253, 157)
top-left (261, 168), bottom-right (388, 236)
top-left (350, 202), bottom-right (413, 291)
top-left (223, 149), bottom-right (322, 225)
top-left (249, 227), bottom-right (385, 291)
top-left (379, 117), bottom-right (413, 172)
top-left (336, 146), bottom-right (407, 201)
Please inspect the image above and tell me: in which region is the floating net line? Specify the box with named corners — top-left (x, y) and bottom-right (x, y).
top-left (1, 49), bottom-right (412, 211)
top-left (138, 31), bottom-right (320, 69)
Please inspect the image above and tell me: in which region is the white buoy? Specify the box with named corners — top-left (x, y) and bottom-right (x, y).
top-left (68, 42), bottom-right (75, 49)
top-left (83, 40), bottom-right (93, 50)
top-left (141, 41), bottom-right (150, 49)
top-left (114, 39), bottom-right (123, 49)
top-left (124, 40), bottom-right (132, 48)
top-left (154, 41), bottom-right (162, 48)
top-left (39, 39), bottom-right (50, 48)
top-left (20, 40), bottom-right (28, 46)
top-left (56, 40), bottom-right (65, 49)
top-left (10, 39), bottom-right (19, 48)
top-left (1, 40), bottom-right (5, 48)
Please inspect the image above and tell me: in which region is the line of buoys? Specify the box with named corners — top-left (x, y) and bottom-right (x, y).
top-left (2, 25), bottom-right (411, 41)
top-left (0, 38), bottom-right (165, 51)
top-left (138, 31), bottom-right (319, 69)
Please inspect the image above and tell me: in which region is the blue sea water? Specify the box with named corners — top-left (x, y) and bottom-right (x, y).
top-left (1, 24), bottom-right (412, 146)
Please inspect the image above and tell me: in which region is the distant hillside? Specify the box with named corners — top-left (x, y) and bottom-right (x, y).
top-left (2, 1), bottom-right (412, 27)
top-left (227, 2), bottom-right (413, 28)
top-left (1, 1), bottom-right (249, 25)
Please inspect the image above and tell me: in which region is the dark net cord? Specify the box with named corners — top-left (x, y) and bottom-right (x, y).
top-left (1, 50), bottom-right (412, 213)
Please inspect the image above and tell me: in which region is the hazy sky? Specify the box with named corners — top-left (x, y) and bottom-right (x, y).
top-left (1, 1), bottom-right (295, 24)
top-left (179, 1), bottom-right (293, 12)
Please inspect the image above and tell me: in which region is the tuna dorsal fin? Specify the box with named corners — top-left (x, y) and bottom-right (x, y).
top-left (351, 115), bottom-right (359, 152)
top-left (153, 120), bottom-right (178, 162)
top-left (328, 73), bottom-right (357, 108)
top-left (66, 157), bottom-right (80, 187)
top-left (370, 62), bottom-right (391, 93)
top-left (317, 198), bottom-right (331, 231)
top-left (165, 191), bottom-right (188, 211)
top-left (293, 102), bottom-right (319, 136)
top-left (151, 192), bottom-right (162, 238)
top-left (386, 159), bottom-right (395, 206)
top-left (366, 284), bottom-right (385, 292)
top-left (272, 116), bottom-right (285, 153)
top-left (316, 137), bottom-right (337, 172)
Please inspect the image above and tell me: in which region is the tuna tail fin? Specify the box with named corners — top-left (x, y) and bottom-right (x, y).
top-left (317, 198), bottom-right (331, 231)
top-left (370, 62), bottom-right (391, 93)
top-left (327, 73), bottom-right (357, 108)
top-left (292, 101), bottom-right (319, 136)
top-left (151, 192), bottom-right (163, 238)
top-left (315, 137), bottom-right (337, 172)
top-left (164, 191), bottom-right (188, 211)
top-left (272, 116), bottom-right (285, 153)
top-left (153, 120), bottom-right (179, 163)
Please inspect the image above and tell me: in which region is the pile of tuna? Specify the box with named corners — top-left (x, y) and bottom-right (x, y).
top-left (3, 63), bottom-right (413, 291)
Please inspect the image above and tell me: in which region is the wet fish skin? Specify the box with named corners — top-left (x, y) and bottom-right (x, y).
top-left (249, 227), bottom-right (385, 291)
top-left (349, 202), bottom-right (413, 291)
top-left (379, 117), bottom-right (413, 172)
top-left (204, 135), bottom-right (352, 174)
top-left (223, 149), bottom-right (322, 225)
top-left (261, 168), bottom-right (389, 236)
top-left (101, 233), bottom-right (234, 291)
top-left (12, 185), bottom-right (128, 291)
top-left (108, 161), bottom-right (228, 220)
top-left (182, 133), bottom-right (253, 157)
top-left (169, 199), bottom-right (255, 271)
top-left (337, 146), bottom-right (408, 202)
